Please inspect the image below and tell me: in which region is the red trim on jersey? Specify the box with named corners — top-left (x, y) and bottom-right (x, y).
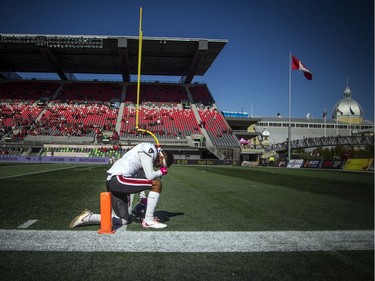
top-left (116, 175), bottom-right (153, 187)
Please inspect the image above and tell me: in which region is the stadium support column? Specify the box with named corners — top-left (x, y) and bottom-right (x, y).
top-left (118, 37), bottom-right (130, 82)
top-left (180, 40), bottom-right (208, 84)
top-left (38, 46), bottom-right (76, 81)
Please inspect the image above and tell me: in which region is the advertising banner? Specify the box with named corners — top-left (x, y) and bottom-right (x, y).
top-left (0, 155), bottom-right (110, 164)
top-left (304, 159), bottom-right (322, 168)
top-left (343, 158), bottom-right (374, 171)
top-left (321, 160), bottom-right (333, 169)
top-left (287, 159), bottom-right (304, 168)
top-left (331, 160), bottom-right (344, 169)
top-left (175, 159), bottom-right (239, 166)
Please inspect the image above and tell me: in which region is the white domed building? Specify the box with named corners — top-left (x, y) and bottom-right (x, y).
top-left (332, 86), bottom-right (364, 124)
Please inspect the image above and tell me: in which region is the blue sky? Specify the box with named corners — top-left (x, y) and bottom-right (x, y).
top-left (1, 0), bottom-right (373, 120)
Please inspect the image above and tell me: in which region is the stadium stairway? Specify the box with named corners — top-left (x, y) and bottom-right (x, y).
top-left (190, 103), bottom-right (226, 160)
top-left (115, 101), bottom-right (125, 133)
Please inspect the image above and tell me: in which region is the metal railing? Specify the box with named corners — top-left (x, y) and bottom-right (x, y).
top-left (273, 135), bottom-right (374, 151)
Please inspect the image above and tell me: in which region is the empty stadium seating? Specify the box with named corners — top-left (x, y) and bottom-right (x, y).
top-left (0, 81), bottom-right (60, 101)
top-left (38, 102), bottom-right (118, 137)
top-left (120, 102), bottom-right (201, 139)
top-left (56, 82), bottom-right (122, 102)
top-left (1, 81), bottom-right (240, 160)
top-left (0, 81), bottom-right (60, 141)
top-left (125, 83), bottom-right (188, 103)
top-left (197, 106), bottom-right (239, 147)
top-left (189, 84), bottom-right (214, 105)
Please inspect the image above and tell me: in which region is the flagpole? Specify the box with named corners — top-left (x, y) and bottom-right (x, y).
top-left (288, 50), bottom-right (292, 161)
top-left (324, 107), bottom-right (327, 137)
top-left (349, 103), bottom-right (352, 136)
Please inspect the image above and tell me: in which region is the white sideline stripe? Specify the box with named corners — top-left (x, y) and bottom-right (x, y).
top-left (0, 165), bottom-right (81, 179)
top-left (0, 230), bottom-right (373, 253)
top-left (17, 220), bottom-right (38, 229)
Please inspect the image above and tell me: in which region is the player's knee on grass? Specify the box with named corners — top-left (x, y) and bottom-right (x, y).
top-left (111, 193), bottom-right (129, 221)
top-left (151, 179), bottom-right (162, 193)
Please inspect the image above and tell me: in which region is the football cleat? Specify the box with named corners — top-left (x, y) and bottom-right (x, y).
top-left (69, 208), bottom-right (93, 228)
top-left (142, 218), bottom-right (167, 229)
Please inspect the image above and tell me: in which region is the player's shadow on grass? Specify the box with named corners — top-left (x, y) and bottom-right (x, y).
top-left (154, 210), bottom-right (184, 223)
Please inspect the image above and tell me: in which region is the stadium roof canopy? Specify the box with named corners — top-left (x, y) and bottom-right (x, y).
top-left (0, 33), bottom-right (227, 83)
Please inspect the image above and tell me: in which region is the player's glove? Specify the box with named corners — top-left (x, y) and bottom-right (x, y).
top-left (160, 167), bottom-right (168, 175)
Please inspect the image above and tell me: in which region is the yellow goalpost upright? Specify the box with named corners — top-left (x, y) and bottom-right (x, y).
top-left (135, 7), bottom-right (160, 146)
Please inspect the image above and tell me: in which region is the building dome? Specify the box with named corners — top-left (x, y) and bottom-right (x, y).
top-left (331, 85), bottom-right (364, 124)
top-left (262, 128), bottom-right (270, 137)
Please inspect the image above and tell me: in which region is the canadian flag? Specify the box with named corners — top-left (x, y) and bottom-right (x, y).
top-left (292, 55), bottom-right (312, 80)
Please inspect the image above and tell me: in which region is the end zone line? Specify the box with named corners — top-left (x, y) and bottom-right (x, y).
top-left (0, 230), bottom-right (373, 253)
top-left (17, 220), bottom-right (38, 229)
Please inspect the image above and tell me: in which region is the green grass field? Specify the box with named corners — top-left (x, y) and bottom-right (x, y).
top-left (0, 163), bottom-right (373, 280)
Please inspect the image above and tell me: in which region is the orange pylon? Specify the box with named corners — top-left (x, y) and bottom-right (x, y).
top-left (98, 192), bottom-right (115, 234)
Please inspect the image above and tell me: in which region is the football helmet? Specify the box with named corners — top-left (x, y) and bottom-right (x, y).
top-left (132, 198), bottom-right (147, 223)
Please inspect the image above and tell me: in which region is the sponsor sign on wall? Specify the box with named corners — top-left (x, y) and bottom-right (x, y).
top-left (331, 160), bottom-right (344, 169)
top-left (175, 159), bottom-right (239, 166)
top-left (0, 156), bottom-right (110, 164)
top-left (321, 160), bottom-right (333, 169)
top-left (304, 159), bottom-right (322, 168)
top-left (343, 158), bottom-right (374, 171)
top-left (287, 159), bottom-right (304, 168)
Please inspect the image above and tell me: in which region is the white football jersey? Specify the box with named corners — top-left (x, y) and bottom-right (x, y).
top-left (106, 142), bottom-right (162, 180)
